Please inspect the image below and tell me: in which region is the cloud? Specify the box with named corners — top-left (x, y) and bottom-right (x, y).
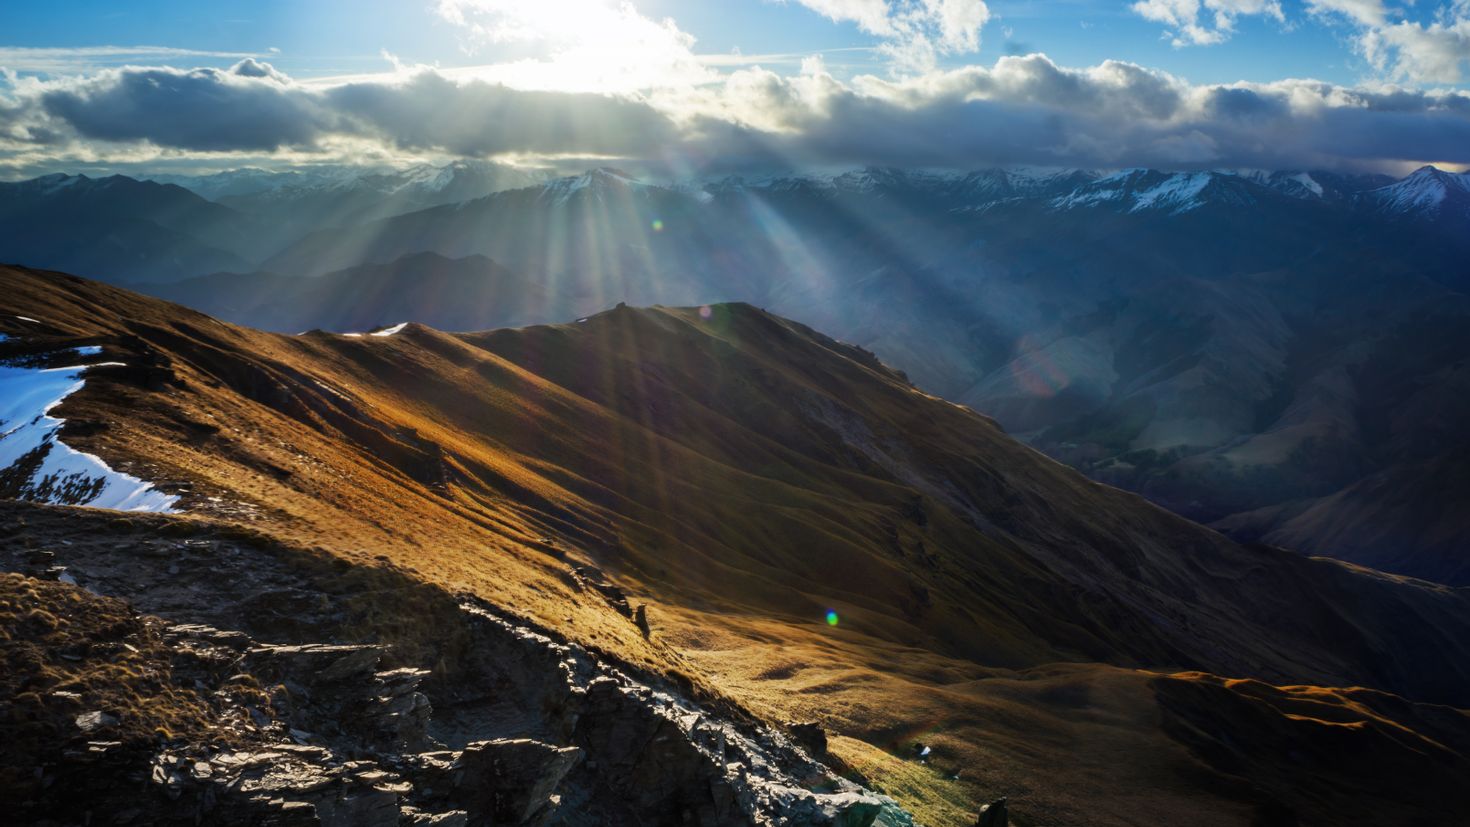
top-left (1131, 0), bottom-right (1285, 46)
top-left (1132, 0), bottom-right (1470, 82)
top-left (1314, 1), bottom-right (1470, 83)
top-left (0, 45), bottom-right (265, 74)
top-left (324, 70), bottom-right (678, 156)
top-left (791, 0), bottom-right (991, 72)
top-left (689, 54), bottom-right (1470, 171)
top-left (432, 0), bottom-right (714, 92)
top-left (3, 53), bottom-right (1469, 175)
top-left (36, 61), bottom-right (333, 152)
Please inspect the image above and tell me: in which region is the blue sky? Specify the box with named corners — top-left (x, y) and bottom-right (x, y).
top-left (0, 0), bottom-right (1426, 85)
top-left (1, 1), bottom-right (1468, 175)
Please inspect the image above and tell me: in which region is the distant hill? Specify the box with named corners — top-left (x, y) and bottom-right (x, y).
top-left (151, 159), bottom-right (548, 234)
top-left (0, 174), bottom-right (262, 283)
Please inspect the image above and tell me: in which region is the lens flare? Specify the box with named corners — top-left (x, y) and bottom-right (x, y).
top-left (699, 305), bottom-right (712, 320)
top-left (651, 219), bottom-right (664, 232)
top-left (825, 610), bottom-right (839, 626)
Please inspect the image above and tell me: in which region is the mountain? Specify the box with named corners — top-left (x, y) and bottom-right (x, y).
top-left (0, 174), bottom-right (262, 283)
top-left (4, 266), bottom-right (1470, 825)
top-left (10, 163), bottom-right (1470, 583)
top-left (1360, 164), bottom-right (1470, 225)
top-left (240, 164), bottom-right (1470, 583)
top-left (155, 252), bottom-right (565, 334)
top-left (152, 160), bottom-right (549, 234)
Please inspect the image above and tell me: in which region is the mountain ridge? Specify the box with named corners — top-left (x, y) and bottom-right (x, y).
top-left (4, 265), bottom-right (1470, 824)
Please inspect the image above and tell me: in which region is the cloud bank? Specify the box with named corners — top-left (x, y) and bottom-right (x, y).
top-left (2, 53), bottom-right (1469, 175)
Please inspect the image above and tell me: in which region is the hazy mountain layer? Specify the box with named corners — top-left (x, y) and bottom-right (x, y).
top-left (167, 165), bottom-right (1470, 584)
top-left (7, 163), bottom-right (1469, 583)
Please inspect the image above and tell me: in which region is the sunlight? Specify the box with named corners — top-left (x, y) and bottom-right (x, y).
top-left (435, 0), bottom-right (712, 93)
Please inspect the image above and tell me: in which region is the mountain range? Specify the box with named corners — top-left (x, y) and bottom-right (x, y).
top-left (3, 162), bottom-right (1468, 587)
top-left (3, 266), bottom-right (1470, 825)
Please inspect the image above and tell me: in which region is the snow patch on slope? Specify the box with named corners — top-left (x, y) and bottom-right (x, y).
top-left (0, 344), bottom-right (178, 512)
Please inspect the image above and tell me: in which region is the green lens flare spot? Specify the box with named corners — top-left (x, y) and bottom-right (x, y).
top-left (825, 610), bottom-right (839, 626)
top-left (651, 219), bottom-right (664, 231)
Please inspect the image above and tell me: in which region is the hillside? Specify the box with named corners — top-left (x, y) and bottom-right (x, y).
top-left (3, 265), bottom-right (1469, 825)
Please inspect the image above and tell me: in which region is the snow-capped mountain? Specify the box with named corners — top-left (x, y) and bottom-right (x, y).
top-left (1361, 165), bottom-right (1470, 222)
top-left (1050, 170), bottom-right (1229, 214)
top-left (537, 167), bottom-right (659, 206)
top-left (154, 159), bottom-right (545, 205)
top-left (697, 165), bottom-right (1401, 215)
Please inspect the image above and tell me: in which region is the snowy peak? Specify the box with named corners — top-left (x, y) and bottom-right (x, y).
top-left (538, 167), bottom-right (658, 206)
top-left (1050, 170), bottom-right (1258, 215)
top-left (1363, 165), bottom-right (1470, 219)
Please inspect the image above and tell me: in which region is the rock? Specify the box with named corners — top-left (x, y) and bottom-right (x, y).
top-left (634, 604), bottom-right (651, 639)
top-left (75, 710), bottom-right (118, 732)
top-left (976, 797), bottom-right (1007, 827)
top-left (313, 787), bottom-right (400, 827)
top-left (453, 738), bottom-right (582, 826)
top-left (402, 807), bottom-right (469, 826)
top-left (247, 643), bottom-right (383, 687)
top-left (788, 721), bottom-right (828, 758)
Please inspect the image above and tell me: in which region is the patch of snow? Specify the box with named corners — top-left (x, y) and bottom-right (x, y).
top-left (1050, 170), bottom-right (1226, 215)
top-left (341, 332), bottom-right (363, 338)
top-left (0, 354), bottom-right (178, 512)
top-left (15, 316), bottom-right (39, 323)
top-left (540, 168), bottom-right (648, 206)
top-left (370, 322), bottom-right (408, 337)
top-left (313, 379), bottom-right (353, 403)
top-left (1129, 172), bottom-right (1213, 212)
top-left (1287, 172), bottom-right (1323, 197)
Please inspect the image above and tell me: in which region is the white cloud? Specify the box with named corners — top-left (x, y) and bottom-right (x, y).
top-left (1304, 0), bottom-right (1387, 27)
top-left (1309, 1), bottom-right (1470, 82)
top-left (791, 0), bottom-right (991, 72)
top-left (1131, 0), bottom-right (1284, 46)
top-left (1131, 0), bottom-right (1470, 82)
top-left (0, 46), bottom-right (265, 74)
top-left (432, 0), bottom-right (714, 92)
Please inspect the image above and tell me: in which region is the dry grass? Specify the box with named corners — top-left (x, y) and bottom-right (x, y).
top-left (6, 266), bottom-right (1470, 825)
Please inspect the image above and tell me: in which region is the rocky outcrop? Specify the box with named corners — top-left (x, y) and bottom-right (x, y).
top-left (0, 501), bottom-right (915, 827)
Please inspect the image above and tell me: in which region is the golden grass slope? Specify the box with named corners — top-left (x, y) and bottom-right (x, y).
top-left (3, 264), bottom-right (1470, 825)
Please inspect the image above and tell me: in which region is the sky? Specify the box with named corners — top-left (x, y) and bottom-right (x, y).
top-left (2, 0), bottom-right (1469, 176)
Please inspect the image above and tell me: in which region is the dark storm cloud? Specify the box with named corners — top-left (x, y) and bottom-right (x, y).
top-left (38, 62), bottom-right (333, 151)
top-left (323, 71), bottom-right (677, 157)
